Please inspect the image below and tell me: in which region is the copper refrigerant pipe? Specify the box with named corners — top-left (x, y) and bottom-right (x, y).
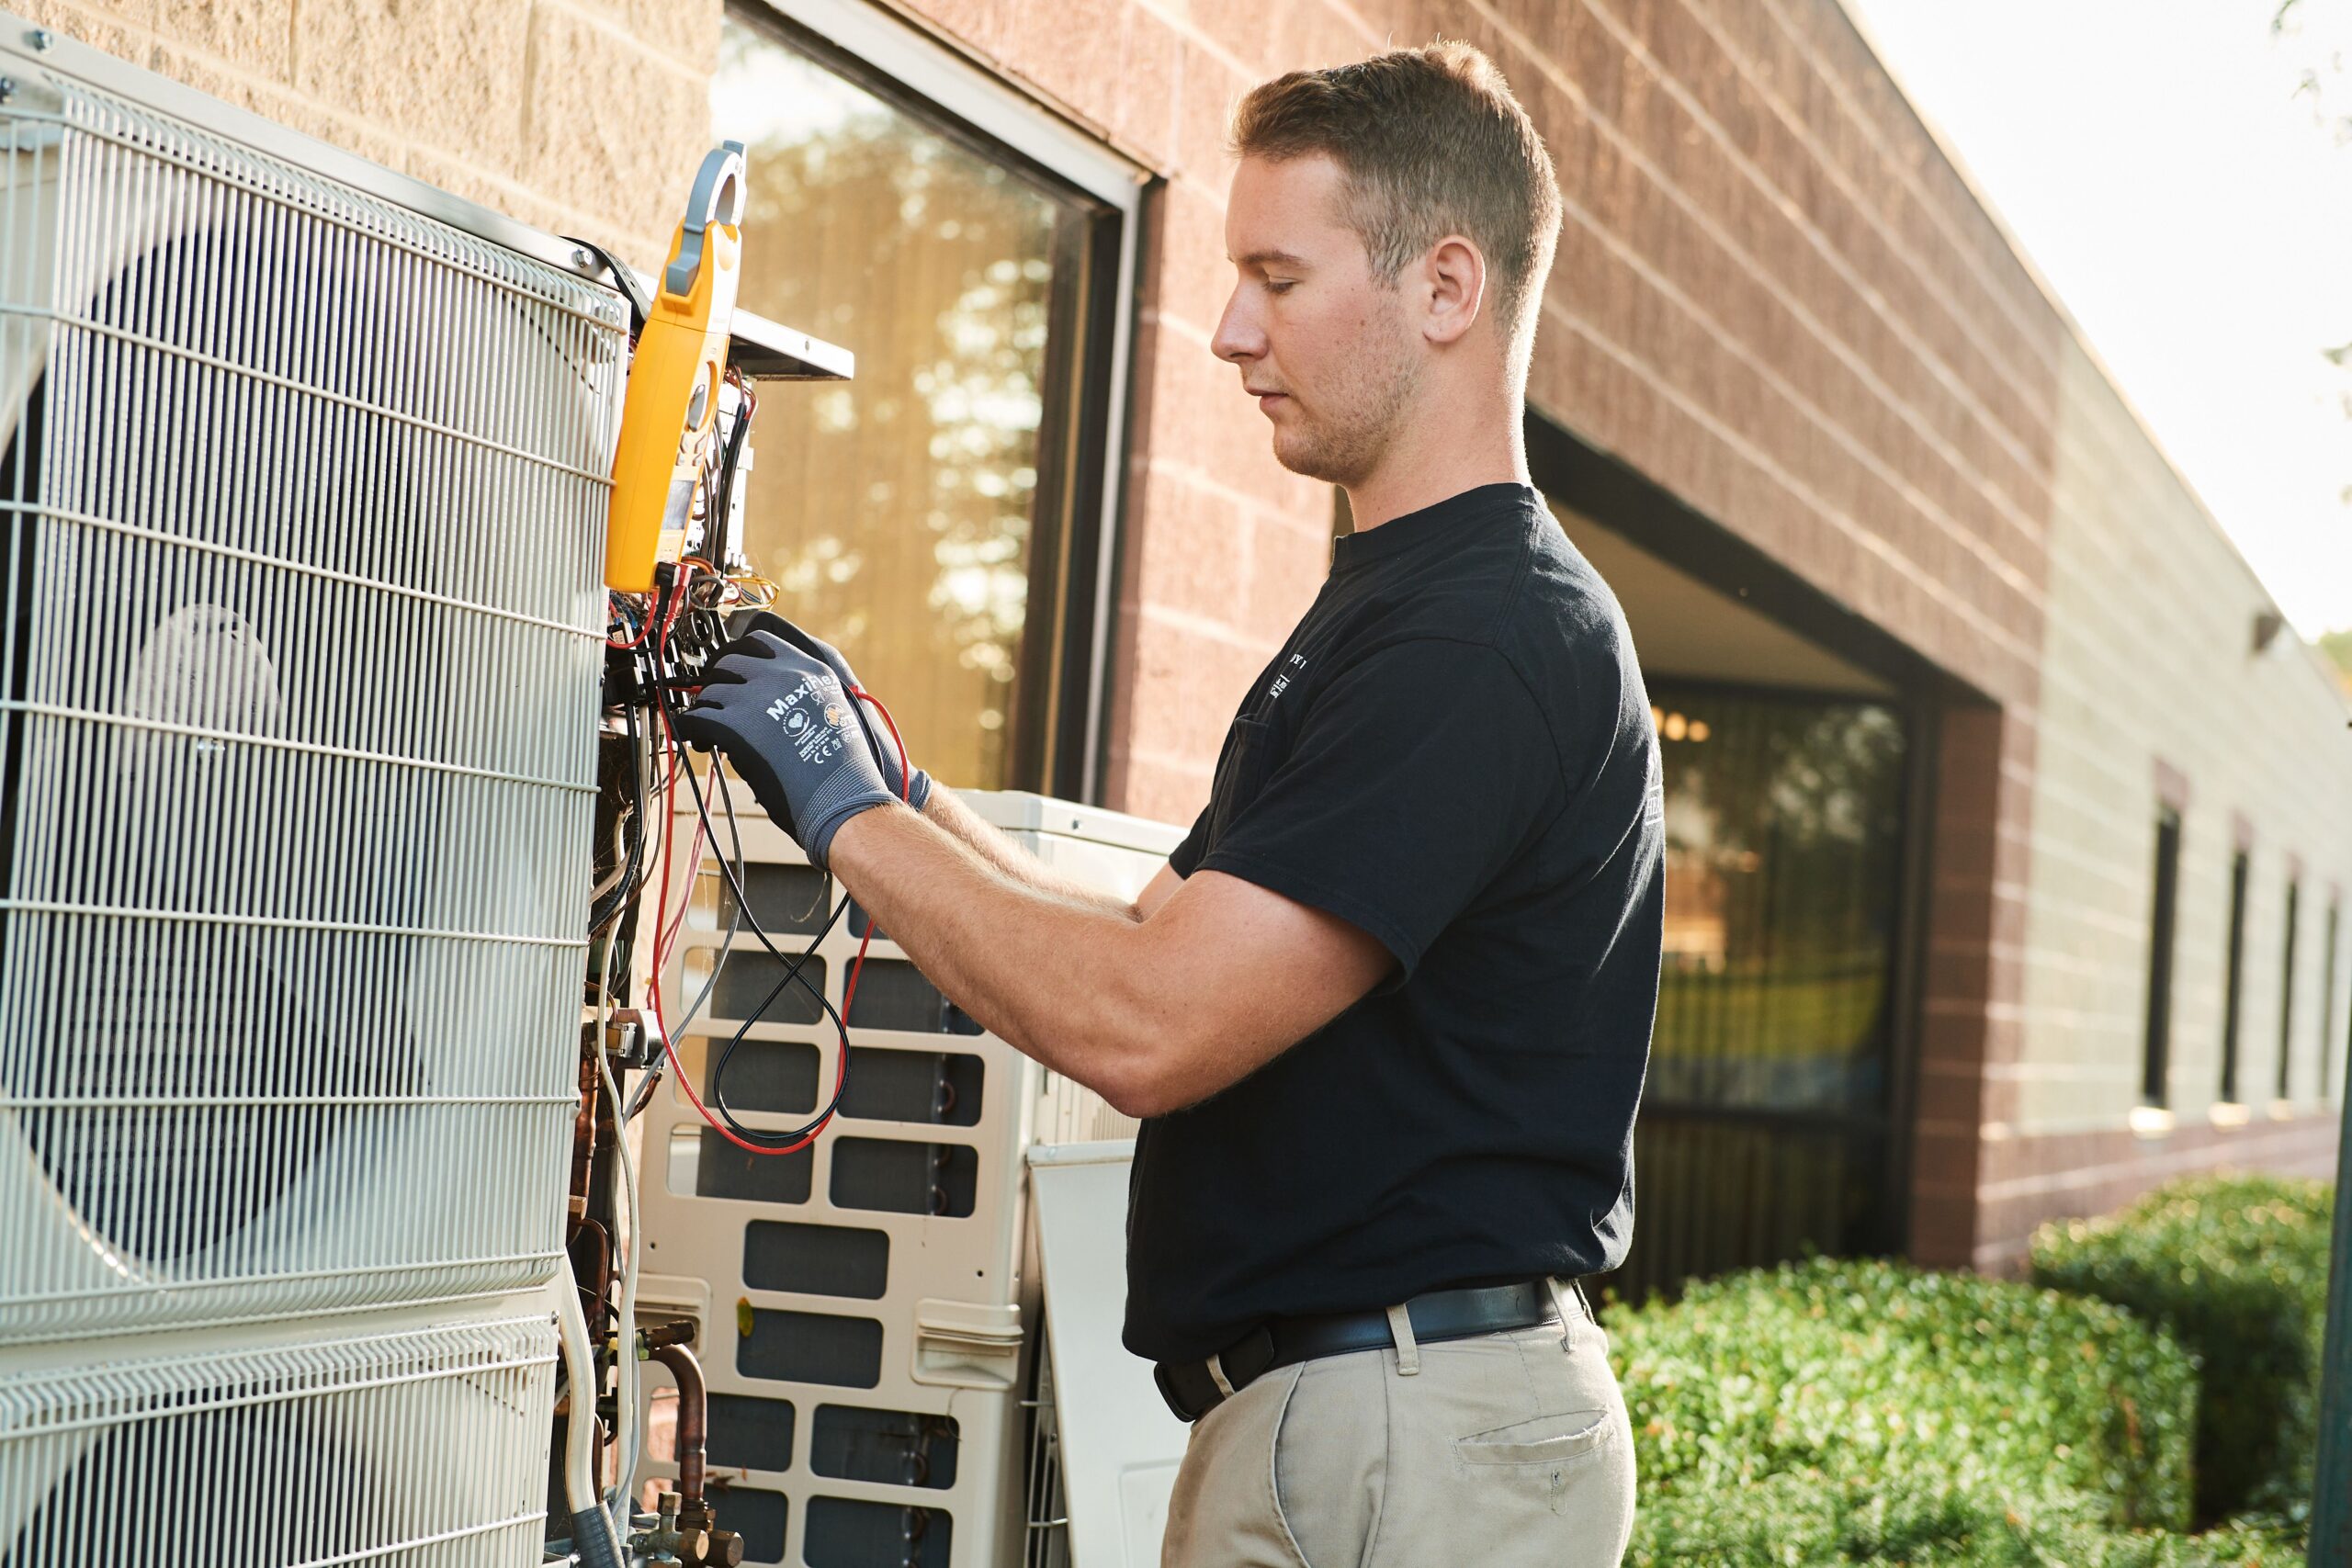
top-left (649, 1342), bottom-right (708, 1503)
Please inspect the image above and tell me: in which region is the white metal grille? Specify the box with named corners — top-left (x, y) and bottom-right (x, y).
top-left (1020, 1322), bottom-right (1069, 1568)
top-left (0, 1314), bottom-right (558, 1564)
top-left (0, 68), bottom-right (624, 1341)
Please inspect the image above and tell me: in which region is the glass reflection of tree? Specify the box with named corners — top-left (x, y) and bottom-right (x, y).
top-left (1655, 698), bottom-right (1905, 1111)
top-left (725, 25), bottom-right (1058, 789)
top-left (918, 259), bottom-right (1047, 711)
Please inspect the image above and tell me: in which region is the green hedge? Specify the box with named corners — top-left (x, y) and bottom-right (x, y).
top-left (2030, 1172), bottom-right (2333, 1521)
top-left (1611, 1258), bottom-right (2199, 1534)
top-left (1629, 1468), bottom-right (2305, 1566)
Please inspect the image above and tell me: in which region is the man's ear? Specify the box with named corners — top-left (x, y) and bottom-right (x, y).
top-left (1419, 234), bottom-right (1487, 346)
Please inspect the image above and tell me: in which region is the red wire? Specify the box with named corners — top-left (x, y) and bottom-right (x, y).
top-left (646, 671), bottom-right (912, 1158)
top-left (605, 601), bottom-right (653, 652)
top-left (608, 563), bottom-right (697, 651)
top-left (655, 814), bottom-right (707, 973)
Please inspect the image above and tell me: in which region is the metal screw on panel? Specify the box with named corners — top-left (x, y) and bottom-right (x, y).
top-left (571, 245), bottom-right (596, 272)
top-left (27, 29), bottom-right (52, 50)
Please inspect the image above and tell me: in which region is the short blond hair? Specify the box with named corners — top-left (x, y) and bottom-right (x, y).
top-left (1231, 42), bottom-right (1563, 363)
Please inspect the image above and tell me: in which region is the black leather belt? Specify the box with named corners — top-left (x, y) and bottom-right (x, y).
top-left (1152, 1280), bottom-right (1573, 1424)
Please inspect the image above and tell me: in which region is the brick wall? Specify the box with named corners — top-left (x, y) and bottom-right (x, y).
top-left (885, 0), bottom-right (2350, 1269)
top-left (877, 0), bottom-right (2080, 1269)
top-left (877, 0), bottom-right (1384, 821)
top-left (876, 0), bottom-right (2068, 818)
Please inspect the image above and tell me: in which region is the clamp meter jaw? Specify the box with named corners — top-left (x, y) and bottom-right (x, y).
top-left (604, 142), bottom-right (747, 594)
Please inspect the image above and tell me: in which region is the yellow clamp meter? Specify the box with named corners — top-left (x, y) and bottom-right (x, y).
top-left (605, 142), bottom-right (747, 593)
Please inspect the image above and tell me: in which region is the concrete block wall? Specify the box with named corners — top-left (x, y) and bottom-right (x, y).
top-left (6, 0), bottom-right (718, 268)
top-left (2026, 342), bottom-right (2351, 1136)
top-left (1970, 339), bottom-right (2352, 1269)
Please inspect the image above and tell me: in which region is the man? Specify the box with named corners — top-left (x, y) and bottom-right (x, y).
top-left (681, 41), bottom-right (1662, 1568)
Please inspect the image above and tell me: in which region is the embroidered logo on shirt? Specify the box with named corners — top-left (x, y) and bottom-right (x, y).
top-left (1267, 651), bottom-right (1308, 700)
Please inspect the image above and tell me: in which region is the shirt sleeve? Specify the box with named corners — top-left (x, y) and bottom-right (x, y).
top-left (1193, 637), bottom-right (1566, 986)
top-left (1170, 801), bottom-right (1213, 877)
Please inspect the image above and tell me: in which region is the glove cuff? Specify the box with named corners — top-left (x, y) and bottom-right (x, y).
top-left (800, 773), bottom-right (899, 871)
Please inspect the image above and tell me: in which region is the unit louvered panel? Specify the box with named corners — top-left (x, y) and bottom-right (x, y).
top-left (0, 70), bottom-right (624, 1341)
top-left (631, 786), bottom-right (1178, 1568)
top-left (0, 1315), bottom-right (558, 1564)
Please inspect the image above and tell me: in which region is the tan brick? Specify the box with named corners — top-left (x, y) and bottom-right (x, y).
top-left (1269, 0), bottom-right (1375, 67)
top-left (1113, 750), bottom-right (1216, 826)
top-left (142, 42), bottom-right (400, 175)
top-left (570, 0), bottom-right (720, 73)
top-left (153, 0), bottom-right (289, 81)
top-left (1124, 610), bottom-right (1272, 761)
top-left (1153, 177), bottom-right (1231, 340)
top-left (1184, 0), bottom-right (1280, 74)
top-left (1135, 315), bottom-right (1290, 502)
top-left (898, 0), bottom-right (1021, 67)
top-left (1912, 1070), bottom-right (1984, 1132)
top-left (294, 0), bottom-right (528, 174)
top-left (517, 2), bottom-right (707, 242)
top-left (1905, 1191), bottom-right (1978, 1269)
top-left (15, 0), bottom-right (155, 55)
top-left (400, 144), bottom-right (537, 223)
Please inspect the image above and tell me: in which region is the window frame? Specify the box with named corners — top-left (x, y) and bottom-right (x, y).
top-left (2321, 897), bottom-right (2340, 1102)
top-left (2221, 847), bottom-right (2251, 1106)
top-left (2278, 874), bottom-right (2301, 1101)
top-left (727, 0), bottom-right (1144, 802)
top-left (2141, 805), bottom-right (2182, 1109)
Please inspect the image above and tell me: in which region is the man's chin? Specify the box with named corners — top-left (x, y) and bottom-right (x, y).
top-left (1271, 430), bottom-right (1351, 486)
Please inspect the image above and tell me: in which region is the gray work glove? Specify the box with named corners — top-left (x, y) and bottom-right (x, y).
top-left (727, 610), bottom-right (932, 812)
top-left (676, 631), bottom-right (899, 869)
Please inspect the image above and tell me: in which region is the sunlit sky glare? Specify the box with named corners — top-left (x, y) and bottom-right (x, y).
top-left (1841, 0), bottom-right (2352, 638)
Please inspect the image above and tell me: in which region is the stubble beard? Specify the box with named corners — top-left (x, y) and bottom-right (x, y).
top-left (1269, 316), bottom-right (1422, 489)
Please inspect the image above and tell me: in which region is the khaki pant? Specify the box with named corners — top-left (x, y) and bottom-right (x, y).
top-left (1159, 1281), bottom-right (1636, 1568)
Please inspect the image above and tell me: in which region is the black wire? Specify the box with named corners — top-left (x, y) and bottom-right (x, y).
top-left (592, 578), bottom-right (672, 940)
top-left (588, 697), bottom-right (651, 939)
top-left (700, 763), bottom-right (861, 1142)
top-left (663, 764), bottom-right (747, 1045)
top-left (658, 663), bottom-right (852, 1145)
top-left (642, 596), bottom-right (860, 1149)
top-left (703, 380), bottom-right (756, 569)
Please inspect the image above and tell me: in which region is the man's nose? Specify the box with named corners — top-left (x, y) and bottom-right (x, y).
top-left (1212, 284), bottom-right (1262, 365)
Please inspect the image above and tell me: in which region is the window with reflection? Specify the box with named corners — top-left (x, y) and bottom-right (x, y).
top-left (714, 10), bottom-right (1123, 793)
top-left (1647, 690), bottom-right (1907, 1112)
top-left (1614, 686), bottom-right (1909, 1302)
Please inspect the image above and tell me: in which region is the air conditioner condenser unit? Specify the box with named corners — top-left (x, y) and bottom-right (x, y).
top-left (0, 17), bottom-right (628, 1567)
top-left (0, 28), bottom-right (622, 1348)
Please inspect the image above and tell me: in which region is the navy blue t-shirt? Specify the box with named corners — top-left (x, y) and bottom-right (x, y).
top-left (1125, 482), bottom-right (1664, 1366)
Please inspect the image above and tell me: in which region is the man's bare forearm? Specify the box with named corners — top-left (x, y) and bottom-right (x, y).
top-left (920, 784), bottom-right (1142, 921)
top-left (829, 803), bottom-right (1175, 1112)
